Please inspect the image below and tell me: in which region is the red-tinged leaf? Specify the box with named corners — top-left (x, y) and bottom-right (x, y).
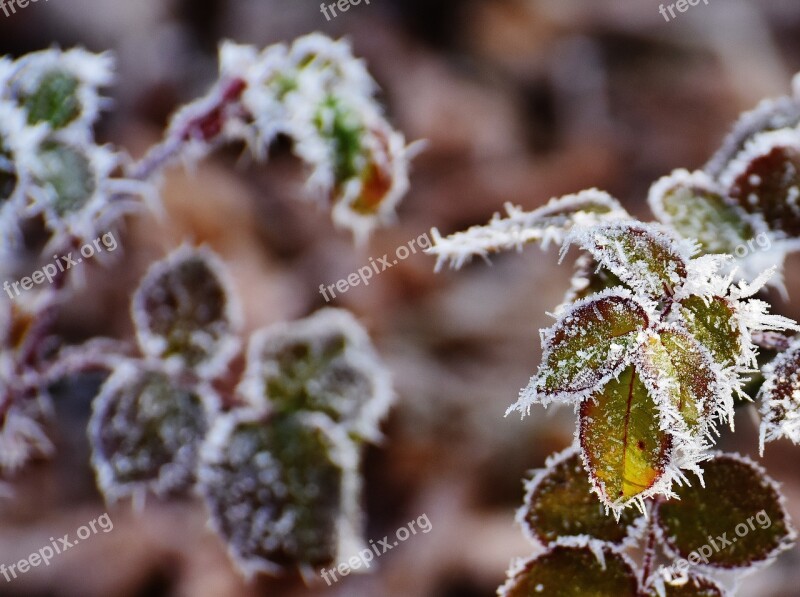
top-left (722, 130), bottom-right (800, 237)
top-left (528, 291), bottom-right (649, 402)
top-left (579, 365), bottom-right (672, 506)
top-left (566, 222), bottom-right (689, 299)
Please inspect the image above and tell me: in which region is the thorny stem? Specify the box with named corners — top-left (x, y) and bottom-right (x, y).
top-left (127, 77), bottom-right (248, 181)
top-left (640, 498), bottom-right (662, 584)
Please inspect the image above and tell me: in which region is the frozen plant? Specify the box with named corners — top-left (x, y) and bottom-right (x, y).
top-left (430, 75), bottom-right (800, 595)
top-left (0, 35), bottom-right (409, 578)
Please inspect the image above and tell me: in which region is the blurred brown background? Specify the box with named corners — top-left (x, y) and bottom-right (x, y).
top-left (2, 0), bottom-right (800, 595)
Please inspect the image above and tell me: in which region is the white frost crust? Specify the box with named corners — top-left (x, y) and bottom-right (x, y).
top-left (131, 245), bottom-right (242, 380)
top-left (497, 537), bottom-right (637, 597)
top-left (89, 359), bottom-right (221, 505)
top-left (562, 220), bottom-right (697, 300)
top-left (516, 444), bottom-right (646, 550)
top-left (758, 336), bottom-right (800, 454)
top-left (645, 571), bottom-right (727, 597)
top-left (198, 408), bottom-right (363, 579)
top-left (507, 286), bottom-right (653, 417)
top-left (718, 126), bottom-right (800, 197)
top-left (238, 308), bottom-right (394, 443)
top-left (655, 452), bottom-right (797, 575)
top-left (427, 190), bottom-right (629, 271)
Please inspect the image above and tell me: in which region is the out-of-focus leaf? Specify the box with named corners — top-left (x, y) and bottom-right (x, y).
top-left (520, 447), bottom-right (642, 545)
top-left (759, 338), bottom-right (800, 451)
top-left (34, 141), bottom-right (96, 216)
top-left (239, 308), bottom-right (393, 442)
top-left (648, 170), bottom-right (755, 255)
top-left (579, 365), bottom-right (672, 506)
top-left (721, 130), bottom-right (800, 238)
top-left (132, 246), bottom-right (240, 378)
top-left (22, 71), bottom-right (81, 129)
top-left (656, 453), bottom-right (795, 569)
top-left (678, 296), bottom-right (742, 367)
top-left (565, 222), bottom-right (689, 299)
top-left (89, 363), bottom-right (217, 501)
top-left (498, 542), bottom-right (639, 597)
top-left (199, 410), bottom-right (361, 577)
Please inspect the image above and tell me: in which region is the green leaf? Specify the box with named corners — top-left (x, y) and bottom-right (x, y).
top-left (566, 222), bottom-right (689, 299)
top-left (89, 364), bottom-right (217, 501)
top-left (638, 327), bottom-right (717, 433)
top-left (643, 573), bottom-right (726, 597)
top-left (499, 542), bottom-right (639, 597)
top-left (132, 247), bottom-right (239, 378)
top-left (579, 365), bottom-right (672, 505)
top-left (678, 296), bottom-right (742, 367)
top-left (531, 292), bottom-right (649, 400)
top-left (34, 141), bottom-right (96, 216)
top-left (656, 453), bottom-right (795, 569)
top-left (22, 71), bottom-right (82, 129)
top-left (241, 309), bottom-right (392, 441)
top-left (648, 170), bottom-right (755, 255)
top-left (521, 448), bottom-right (643, 545)
top-left (759, 338), bottom-right (800, 451)
top-left (722, 130), bottom-right (800, 238)
top-left (199, 411), bottom-right (360, 576)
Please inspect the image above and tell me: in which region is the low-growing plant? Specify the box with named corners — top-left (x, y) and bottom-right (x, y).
top-left (430, 75), bottom-right (800, 595)
top-left (0, 34), bottom-right (413, 578)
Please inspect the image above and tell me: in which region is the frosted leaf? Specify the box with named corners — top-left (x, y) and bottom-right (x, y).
top-left (579, 364), bottom-right (673, 509)
top-left (720, 129), bottom-right (800, 238)
top-left (648, 169), bottom-right (758, 255)
top-left (676, 296), bottom-right (743, 368)
top-left (199, 410), bottom-right (362, 578)
top-left (518, 446), bottom-right (643, 546)
top-left (563, 221), bottom-right (693, 300)
top-left (636, 326), bottom-right (718, 434)
top-left (427, 190), bottom-right (629, 271)
top-left (498, 539), bottom-right (639, 597)
top-left (644, 573), bottom-right (726, 597)
top-left (758, 337), bottom-right (800, 453)
top-left (89, 361), bottom-right (219, 502)
top-left (510, 289), bottom-right (650, 414)
top-left (656, 453), bottom-right (795, 570)
top-left (238, 308), bottom-right (393, 443)
top-left (132, 246), bottom-right (241, 379)
top-left (7, 47), bottom-right (114, 136)
top-left (706, 94), bottom-right (800, 178)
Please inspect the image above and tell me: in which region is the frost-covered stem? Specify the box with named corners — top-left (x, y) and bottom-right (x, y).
top-left (751, 330), bottom-right (795, 352)
top-left (127, 77), bottom-right (247, 181)
top-left (640, 499), bottom-right (661, 584)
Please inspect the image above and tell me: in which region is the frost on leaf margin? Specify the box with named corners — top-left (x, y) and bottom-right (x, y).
top-left (509, 287), bottom-right (651, 415)
top-left (563, 221), bottom-right (694, 300)
top-left (759, 336), bottom-right (800, 453)
top-left (89, 360), bottom-right (219, 503)
top-left (498, 537), bottom-right (639, 597)
top-left (644, 572), bottom-right (726, 597)
top-left (198, 409), bottom-right (363, 578)
top-left (518, 445), bottom-right (645, 547)
top-left (427, 190), bottom-right (629, 271)
top-left (655, 452), bottom-right (795, 571)
top-left (132, 246), bottom-right (241, 379)
top-left (237, 308), bottom-right (393, 443)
